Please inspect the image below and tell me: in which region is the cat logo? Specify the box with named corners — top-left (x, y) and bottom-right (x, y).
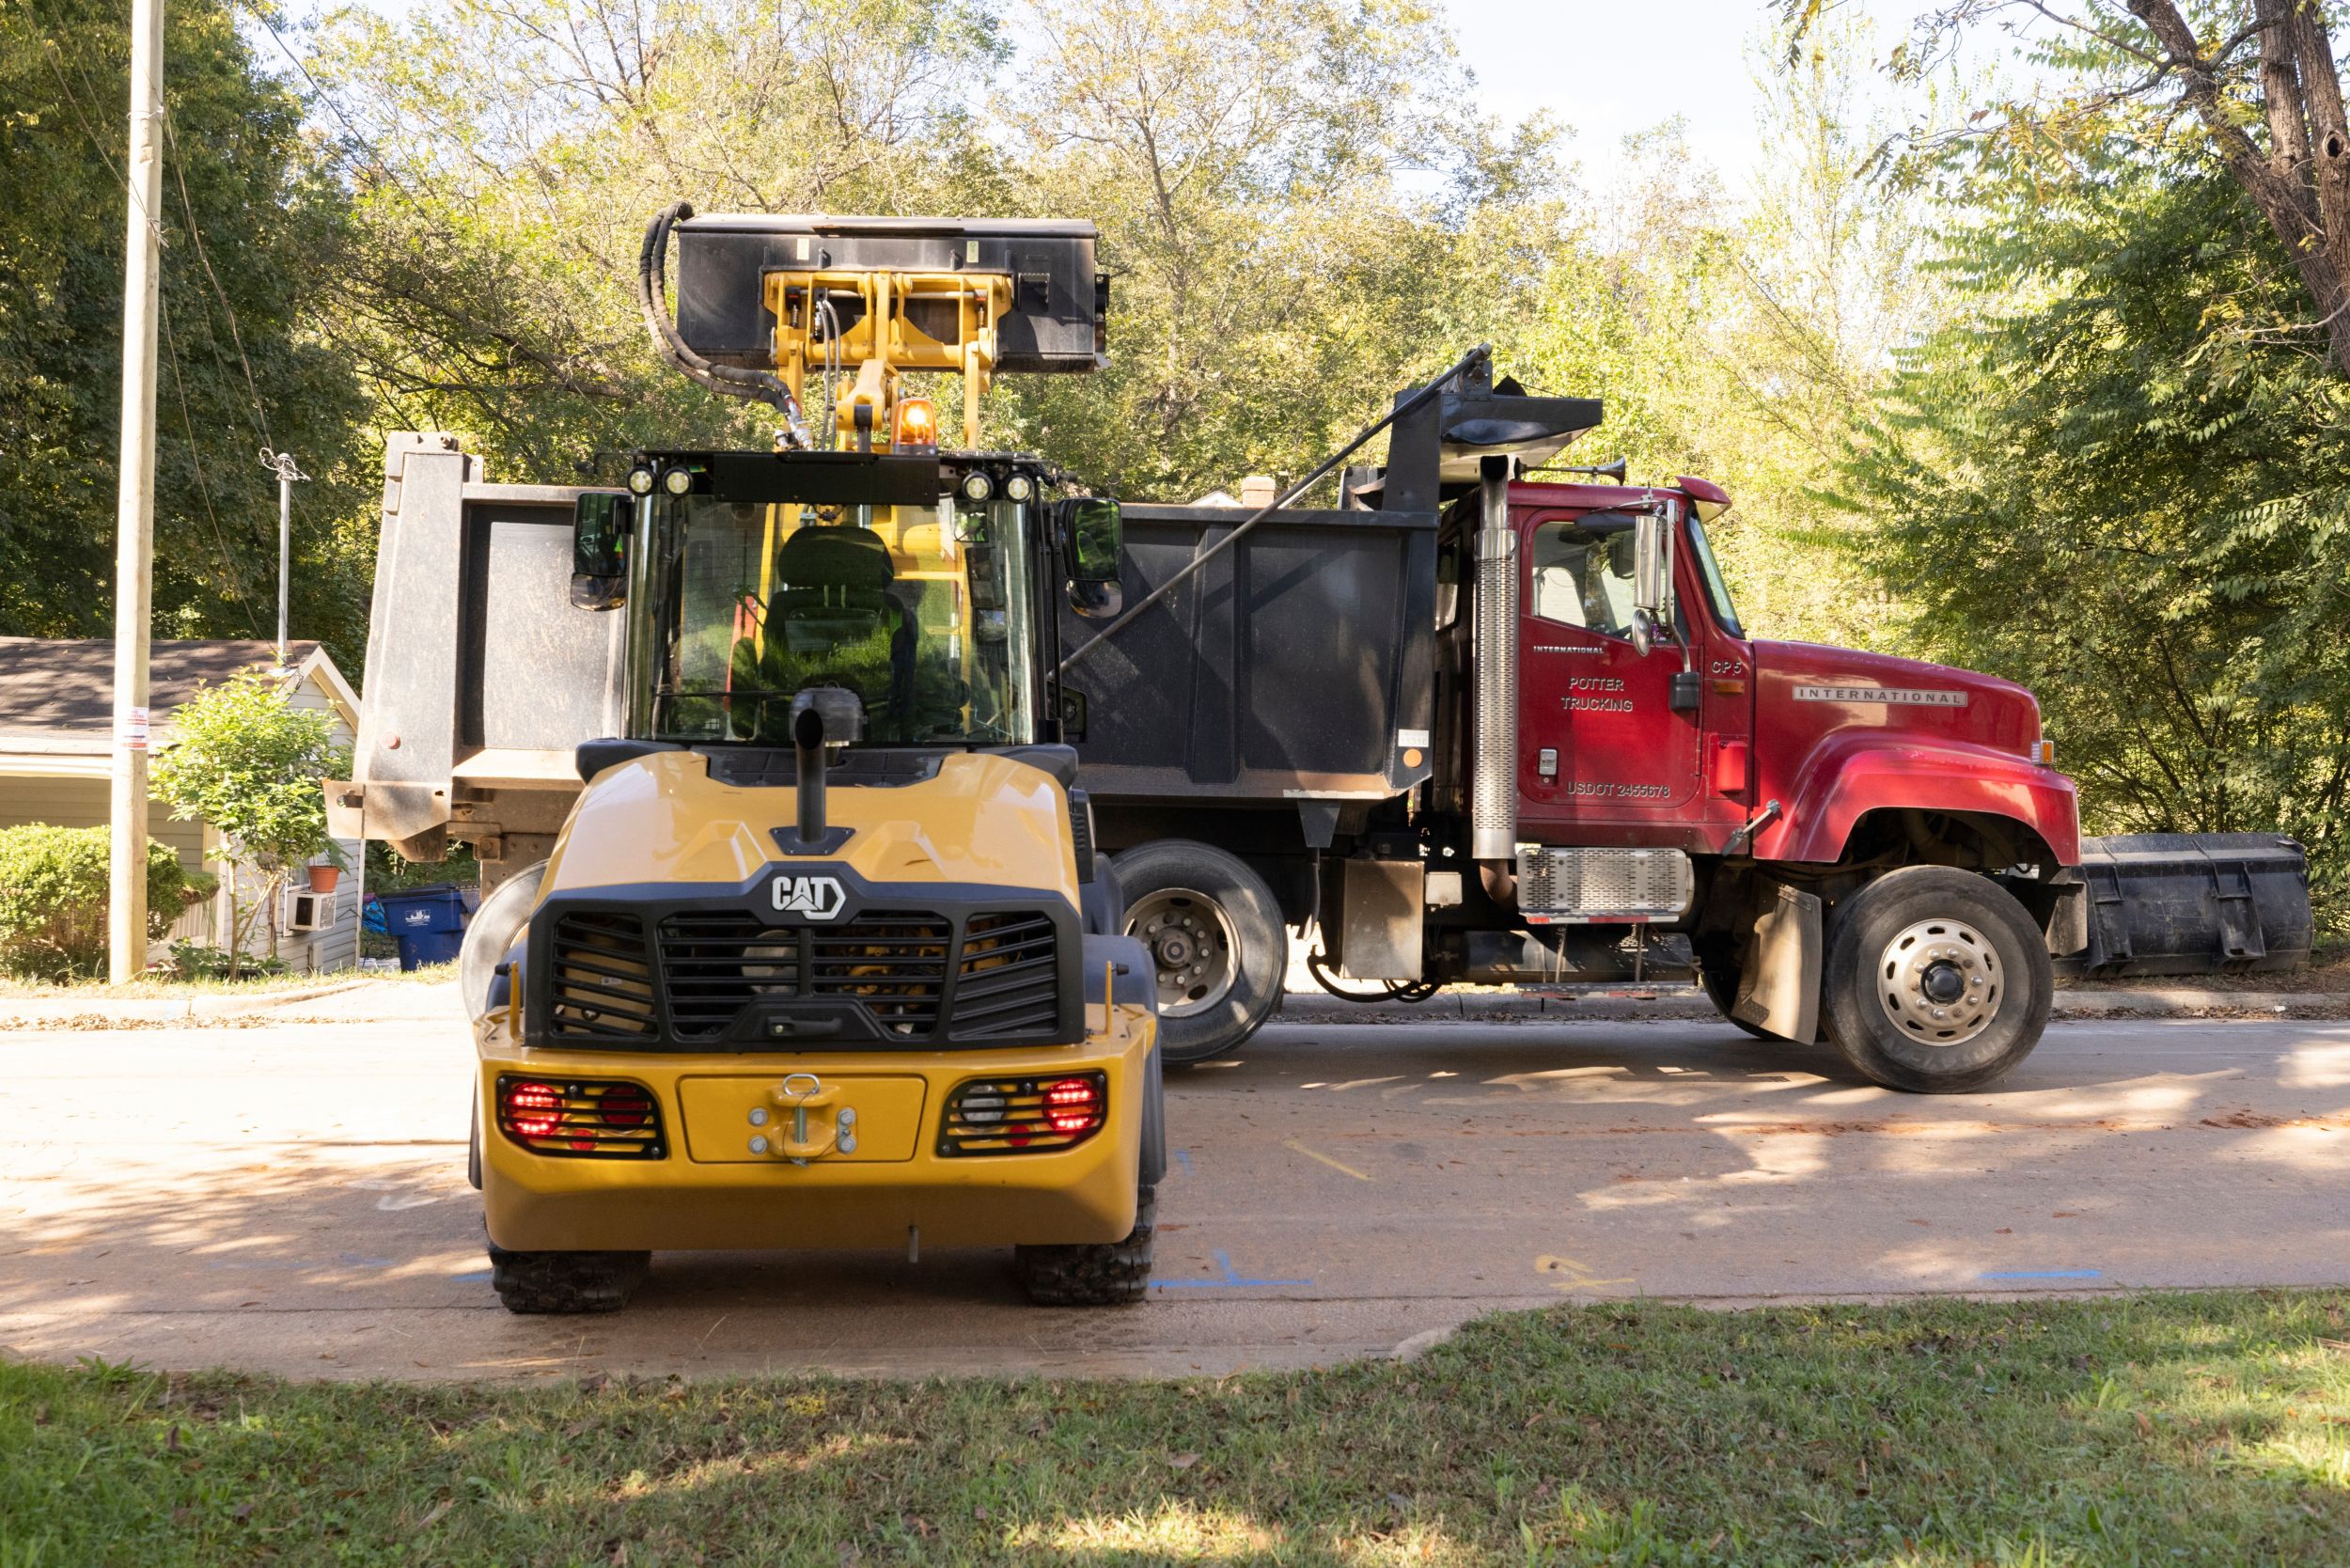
top-left (770, 874), bottom-right (848, 921)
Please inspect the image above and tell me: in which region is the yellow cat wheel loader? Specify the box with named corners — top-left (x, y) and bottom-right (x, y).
top-left (334, 206), bottom-right (1160, 1312)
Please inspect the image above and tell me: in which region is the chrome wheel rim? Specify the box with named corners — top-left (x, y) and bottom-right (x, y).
top-left (1125, 887), bottom-right (1240, 1018)
top-left (1876, 917), bottom-right (2001, 1046)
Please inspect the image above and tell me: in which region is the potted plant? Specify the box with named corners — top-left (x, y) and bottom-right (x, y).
top-left (308, 860), bottom-right (341, 892)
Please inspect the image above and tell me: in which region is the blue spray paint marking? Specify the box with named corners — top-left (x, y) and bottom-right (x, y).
top-left (1152, 1249), bottom-right (1310, 1290)
top-left (1172, 1149), bottom-right (1193, 1177)
top-left (337, 1253), bottom-right (398, 1269)
top-left (450, 1270), bottom-right (494, 1283)
top-left (1980, 1269), bottom-right (2102, 1280)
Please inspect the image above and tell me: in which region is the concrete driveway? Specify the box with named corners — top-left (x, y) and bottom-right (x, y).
top-left (3, 990), bottom-right (2344, 1380)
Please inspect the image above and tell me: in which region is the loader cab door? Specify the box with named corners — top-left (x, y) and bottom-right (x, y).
top-left (1516, 508), bottom-right (1702, 836)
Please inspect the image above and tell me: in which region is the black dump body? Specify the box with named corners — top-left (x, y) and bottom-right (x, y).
top-left (1061, 504), bottom-right (1439, 803)
top-left (1058, 368), bottom-right (1601, 823)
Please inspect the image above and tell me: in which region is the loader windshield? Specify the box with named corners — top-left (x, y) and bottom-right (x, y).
top-left (632, 482), bottom-right (1042, 746)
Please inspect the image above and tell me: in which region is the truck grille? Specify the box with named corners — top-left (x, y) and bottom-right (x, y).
top-left (548, 912), bottom-right (657, 1039)
top-left (951, 911), bottom-right (1061, 1037)
top-left (643, 910), bottom-right (1025, 1043)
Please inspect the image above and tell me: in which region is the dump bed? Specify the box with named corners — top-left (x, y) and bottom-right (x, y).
top-left (1059, 503), bottom-right (1438, 805)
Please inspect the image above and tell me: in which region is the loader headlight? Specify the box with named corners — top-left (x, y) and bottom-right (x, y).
top-left (1003, 473), bottom-right (1035, 503)
top-left (661, 464), bottom-right (696, 497)
top-left (625, 465), bottom-right (656, 496)
top-left (960, 471), bottom-right (994, 504)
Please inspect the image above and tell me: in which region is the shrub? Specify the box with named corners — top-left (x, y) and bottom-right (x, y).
top-left (164, 940), bottom-right (286, 981)
top-left (151, 670), bottom-right (350, 978)
top-left (0, 825), bottom-right (215, 981)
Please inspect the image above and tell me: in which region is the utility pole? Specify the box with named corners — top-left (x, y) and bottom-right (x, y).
top-left (108, 0), bottom-right (164, 984)
top-left (260, 448), bottom-right (307, 666)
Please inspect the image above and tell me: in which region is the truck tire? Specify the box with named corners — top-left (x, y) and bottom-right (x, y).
top-left (487, 1243), bottom-right (650, 1313)
top-left (1014, 1185), bottom-right (1155, 1305)
top-left (1696, 963), bottom-right (1775, 1042)
top-left (1820, 866), bottom-right (2052, 1093)
top-left (1115, 840), bottom-right (1283, 1064)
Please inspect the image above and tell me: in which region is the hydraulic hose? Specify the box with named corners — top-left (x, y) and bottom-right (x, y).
top-left (637, 201), bottom-right (810, 445)
top-left (1057, 342), bottom-right (1494, 676)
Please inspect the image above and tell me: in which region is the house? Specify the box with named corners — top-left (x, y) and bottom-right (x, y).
top-left (0, 638), bottom-right (365, 973)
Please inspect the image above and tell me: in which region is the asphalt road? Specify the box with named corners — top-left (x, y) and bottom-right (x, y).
top-left (4, 994), bottom-right (2344, 1381)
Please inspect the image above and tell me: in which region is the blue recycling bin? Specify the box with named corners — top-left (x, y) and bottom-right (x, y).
top-left (376, 884), bottom-right (469, 971)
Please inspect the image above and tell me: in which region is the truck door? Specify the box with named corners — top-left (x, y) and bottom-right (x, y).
top-left (1516, 509), bottom-right (1702, 831)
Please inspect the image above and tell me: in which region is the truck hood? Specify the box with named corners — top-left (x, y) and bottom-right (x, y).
top-left (1750, 640), bottom-right (2044, 759)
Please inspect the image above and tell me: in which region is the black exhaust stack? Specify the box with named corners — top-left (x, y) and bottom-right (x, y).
top-left (774, 686), bottom-right (861, 856)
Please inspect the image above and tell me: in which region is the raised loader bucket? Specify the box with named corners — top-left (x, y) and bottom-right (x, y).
top-left (2072, 833), bottom-right (2313, 978)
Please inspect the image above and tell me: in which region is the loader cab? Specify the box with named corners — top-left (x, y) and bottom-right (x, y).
top-left (574, 449), bottom-right (1120, 753)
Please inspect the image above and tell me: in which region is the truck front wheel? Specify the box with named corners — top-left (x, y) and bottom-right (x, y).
top-left (1115, 840), bottom-right (1284, 1064)
top-left (1821, 866), bottom-right (2052, 1093)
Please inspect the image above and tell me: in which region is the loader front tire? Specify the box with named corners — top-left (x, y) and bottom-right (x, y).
top-left (487, 1243), bottom-right (650, 1314)
top-left (1015, 1185), bottom-right (1155, 1306)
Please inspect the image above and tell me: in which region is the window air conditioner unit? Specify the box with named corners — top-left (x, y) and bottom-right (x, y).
top-left (285, 888), bottom-right (338, 933)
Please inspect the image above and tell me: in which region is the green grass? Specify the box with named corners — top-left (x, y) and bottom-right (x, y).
top-left (4, 1294), bottom-right (2346, 1565)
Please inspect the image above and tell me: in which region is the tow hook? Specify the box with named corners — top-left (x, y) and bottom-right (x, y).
top-left (746, 1074), bottom-right (856, 1164)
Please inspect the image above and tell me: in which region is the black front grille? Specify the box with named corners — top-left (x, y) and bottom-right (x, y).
top-left (644, 909), bottom-right (986, 1043)
top-left (811, 913), bottom-right (949, 1033)
top-left (656, 912), bottom-right (782, 1041)
top-left (548, 913), bottom-right (656, 1039)
top-left (952, 911), bottom-right (1061, 1037)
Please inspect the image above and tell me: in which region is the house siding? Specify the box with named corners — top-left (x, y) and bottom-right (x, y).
top-left (0, 654), bottom-right (363, 972)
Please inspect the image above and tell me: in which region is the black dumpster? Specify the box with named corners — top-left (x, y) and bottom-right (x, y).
top-left (2071, 833), bottom-right (2312, 978)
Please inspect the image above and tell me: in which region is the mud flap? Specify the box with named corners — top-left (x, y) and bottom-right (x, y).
top-left (1731, 881), bottom-right (1822, 1043)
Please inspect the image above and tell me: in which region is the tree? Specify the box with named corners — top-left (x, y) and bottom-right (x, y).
top-left (1837, 136), bottom-right (2350, 924)
top-left (0, 0), bottom-right (374, 659)
top-left (150, 671), bottom-right (351, 977)
top-left (1794, 1), bottom-right (2350, 370)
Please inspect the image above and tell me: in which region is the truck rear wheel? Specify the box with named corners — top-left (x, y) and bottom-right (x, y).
top-left (1115, 840), bottom-right (1283, 1064)
top-left (487, 1243), bottom-right (650, 1313)
top-left (1821, 866), bottom-right (2051, 1093)
top-left (1014, 1185), bottom-right (1156, 1305)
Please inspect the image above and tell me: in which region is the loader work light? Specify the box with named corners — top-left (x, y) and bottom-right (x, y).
top-left (626, 464), bottom-right (657, 496)
top-left (661, 464), bottom-right (696, 496)
top-left (1003, 473), bottom-right (1035, 503)
top-left (961, 470), bottom-right (995, 504)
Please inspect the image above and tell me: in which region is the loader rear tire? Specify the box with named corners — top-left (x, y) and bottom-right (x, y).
top-left (1116, 840), bottom-right (1283, 1064)
top-left (1014, 1185), bottom-right (1155, 1306)
top-left (487, 1243), bottom-right (650, 1314)
top-left (1821, 866), bottom-right (2051, 1093)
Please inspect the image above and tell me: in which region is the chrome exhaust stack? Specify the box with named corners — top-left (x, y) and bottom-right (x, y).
top-left (1470, 453), bottom-right (1518, 871)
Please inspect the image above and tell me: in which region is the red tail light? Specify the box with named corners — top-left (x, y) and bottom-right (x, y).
top-left (494, 1074), bottom-right (666, 1159)
top-left (939, 1072), bottom-right (1108, 1155)
top-left (1044, 1076), bottom-right (1102, 1134)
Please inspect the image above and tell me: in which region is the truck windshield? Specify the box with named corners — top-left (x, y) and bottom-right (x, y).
top-left (632, 489), bottom-right (1040, 745)
top-left (1685, 515), bottom-right (1746, 639)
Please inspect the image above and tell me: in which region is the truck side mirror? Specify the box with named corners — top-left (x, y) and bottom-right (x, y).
top-left (1060, 496), bottom-right (1123, 619)
top-left (572, 491), bottom-right (630, 610)
top-left (1629, 503), bottom-right (1675, 657)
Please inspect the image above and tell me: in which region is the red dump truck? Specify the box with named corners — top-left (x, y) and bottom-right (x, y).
top-left (1060, 353), bottom-right (2311, 1091)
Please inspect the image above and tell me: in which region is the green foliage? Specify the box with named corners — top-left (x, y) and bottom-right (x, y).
top-left (163, 939), bottom-right (286, 981)
top-left (150, 671), bottom-right (350, 972)
top-left (0, 825), bottom-right (212, 980)
top-left (0, 0), bottom-right (373, 661)
top-left (1839, 130), bottom-right (2350, 928)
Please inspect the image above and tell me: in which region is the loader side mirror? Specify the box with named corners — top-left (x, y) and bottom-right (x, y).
top-left (1629, 503), bottom-right (1675, 657)
top-left (1060, 497), bottom-right (1123, 619)
top-left (571, 491), bottom-right (630, 611)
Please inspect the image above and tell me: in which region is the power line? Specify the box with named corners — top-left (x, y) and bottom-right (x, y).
top-left (158, 102), bottom-right (275, 455)
top-left (160, 293), bottom-right (265, 637)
